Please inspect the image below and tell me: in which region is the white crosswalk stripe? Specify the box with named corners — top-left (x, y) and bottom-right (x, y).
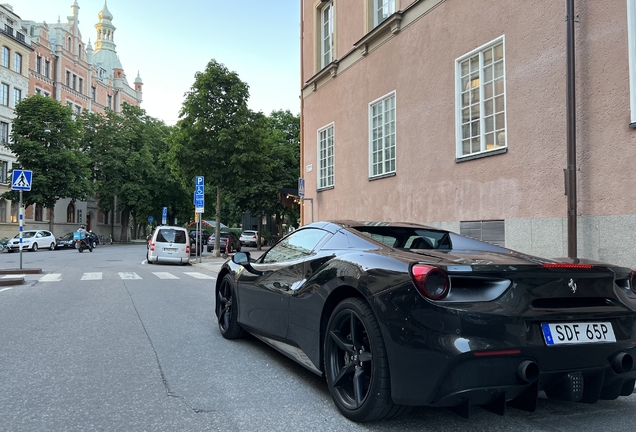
top-left (2, 274), bottom-right (25, 279)
top-left (39, 274), bottom-right (62, 282)
top-left (152, 272), bottom-right (180, 279)
top-left (119, 272), bottom-right (142, 280)
top-left (183, 272), bottom-right (215, 280)
top-left (81, 272), bottom-right (102, 281)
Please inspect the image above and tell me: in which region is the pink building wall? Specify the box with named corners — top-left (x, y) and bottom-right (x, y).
top-left (301, 0), bottom-right (636, 266)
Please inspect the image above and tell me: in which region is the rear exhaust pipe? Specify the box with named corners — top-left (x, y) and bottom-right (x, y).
top-left (517, 360), bottom-right (540, 383)
top-left (611, 352), bottom-right (633, 374)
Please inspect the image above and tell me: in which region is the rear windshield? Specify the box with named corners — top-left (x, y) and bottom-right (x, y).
top-left (156, 229), bottom-right (187, 244)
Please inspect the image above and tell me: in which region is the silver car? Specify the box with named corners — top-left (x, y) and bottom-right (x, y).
top-left (146, 226), bottom-right (191, 265)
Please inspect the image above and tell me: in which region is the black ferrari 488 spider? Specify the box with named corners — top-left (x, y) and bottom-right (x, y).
top-left (215, 221), bottom-right (636, 422)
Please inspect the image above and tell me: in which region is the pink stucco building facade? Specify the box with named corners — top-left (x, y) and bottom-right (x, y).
top-left (300, 0), bottom-right (636, 267)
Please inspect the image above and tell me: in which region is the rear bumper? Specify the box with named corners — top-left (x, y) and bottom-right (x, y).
top-left (148, 255), bottom-right (189, 264)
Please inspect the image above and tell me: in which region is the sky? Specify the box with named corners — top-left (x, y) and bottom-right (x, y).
top-left (15, 0), bottom-right (301, 125)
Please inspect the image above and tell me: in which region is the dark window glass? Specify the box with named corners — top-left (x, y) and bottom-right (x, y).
top-left (156, 229), bottom-right (187, 244)
top-left (262, 228), bottom-right (328, 263)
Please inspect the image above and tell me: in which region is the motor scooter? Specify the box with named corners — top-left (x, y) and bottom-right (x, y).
top-left (77, 238), bottom-right (93, 253)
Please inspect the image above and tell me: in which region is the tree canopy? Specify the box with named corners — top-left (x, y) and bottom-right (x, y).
top-left (3, 95), bottom-right (93, 229)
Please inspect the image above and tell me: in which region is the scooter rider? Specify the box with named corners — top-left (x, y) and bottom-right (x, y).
top-left (76, 225), bottom-right (93, 252)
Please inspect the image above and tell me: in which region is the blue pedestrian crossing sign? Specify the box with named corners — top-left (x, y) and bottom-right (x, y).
top-left (11, 170), bottom-right (32, 191)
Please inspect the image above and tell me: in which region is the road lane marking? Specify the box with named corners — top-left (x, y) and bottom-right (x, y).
top-left (183, 272), bottom-right (215, 280)
top-left (152, 272), bottom-right (179, 279)
top-left (81, 272), bottom-right (103, 281)
top-left (39, 274), bottom-right (62, 282)
top-left (119, 272), bottom-right (142, 280)
top-left (2, 274), bottom-right (25, 278)
top-left (0, 287), bottom-right (13, 292)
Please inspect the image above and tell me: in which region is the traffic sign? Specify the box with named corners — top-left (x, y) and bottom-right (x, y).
top-left (195, 176), bottom-right (204, 213)
top-left (161, 207), bottom-right (167, 225)
top-left (148, 216), bottom-right (154, 223)
top-left (298, 177), bottom-right (305, 198)
top-left (11, 170), bottom-right (32, 191)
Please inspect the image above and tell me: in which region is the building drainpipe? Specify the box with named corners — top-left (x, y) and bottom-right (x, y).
top-left (565, 0), bottom-right (578, 260)
top-left (299, 1), bottom-right (305, 227)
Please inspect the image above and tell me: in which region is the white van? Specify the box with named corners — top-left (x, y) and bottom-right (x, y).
top-left (147, 226), bottom-right (191, 265)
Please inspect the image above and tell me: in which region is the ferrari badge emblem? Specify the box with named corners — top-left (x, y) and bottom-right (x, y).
top-left (568, 279), bottom-right (577, 293)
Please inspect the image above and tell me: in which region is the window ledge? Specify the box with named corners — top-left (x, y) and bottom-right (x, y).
top-left (317, 185), bottom-right (334, 192)
top-left (455, 147), bottom-right (508, 162)
top-left (354, 12), bottom-right (403, 56)
top-left (630, 122), bottom-right (636, 129)
top-left (303, 61), bottom-right (339, 91)
top-left (368, 172), bottom-right (396, 181)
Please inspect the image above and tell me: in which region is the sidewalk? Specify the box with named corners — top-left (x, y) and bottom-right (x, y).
top-left (189, 248), bottom-right (268, 273)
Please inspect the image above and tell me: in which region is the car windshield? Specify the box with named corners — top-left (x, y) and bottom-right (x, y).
top-left (156, 229), bottom-right (187, 244)
top-left (61, 233), bottom-right (73, 240)
top-left (15, 232), bottom-right (36, 239)
top-left (243, 231), bottom-right (256, 236)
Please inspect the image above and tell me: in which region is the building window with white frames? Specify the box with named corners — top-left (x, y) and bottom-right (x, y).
top-left (1, 46), bottom-right (9, 68)
top-left (369, 92), bottom-right (396, 177)
top-left (0, 83), bottom-right (8, 106)
top-left (36, 56), bottom-right (41, 74)
top-left (374, 0), bottom-right (395, 26)
top-left (320, 2), bottom-right (334, 68)
top-left (456, 37), bottom-right (507, 158)
top-left (0, 121), bottom-right (8, 143)
top-left (13, 52), bottom-right (21, 74)
top-left (318, 124), bottom-right (334, 189)
top-left (13, 88), bottom-right (21, 107)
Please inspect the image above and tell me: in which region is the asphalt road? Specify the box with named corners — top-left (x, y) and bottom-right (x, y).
top-left (0, 244), bottom-right (635, 431)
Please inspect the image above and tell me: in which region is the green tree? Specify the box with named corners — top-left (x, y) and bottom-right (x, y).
top-left (169, 59), bottom-right (253, 255)
top-left (231, 110), bottom-right (300, 248)
top-left (86, 104), bottom-right (173, 241)
top-left (2, 95), bottom-right (93, 231)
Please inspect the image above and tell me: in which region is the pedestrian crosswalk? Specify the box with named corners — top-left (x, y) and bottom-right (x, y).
top-left (2, 271), bottom-right (216, 282)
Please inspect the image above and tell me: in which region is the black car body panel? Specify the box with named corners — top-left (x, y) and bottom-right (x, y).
top-left (215, 221), bottom-right (636, 420)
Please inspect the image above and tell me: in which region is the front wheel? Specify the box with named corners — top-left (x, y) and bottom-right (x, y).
top-left (31, 243), bottom-right (38, 252)
top-left (216, 275), bottom-right (245, 339)
top-left (324, 298), bottom-right (404, 422)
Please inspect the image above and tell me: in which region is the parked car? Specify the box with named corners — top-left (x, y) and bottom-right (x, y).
top-left (189, 229), bottom-right (211, 245)
top-left (147, 226), bottom-right (190, 265)
top-left (85, 232), bottom-right (100, 248)
top-left (216, 220), bottom-right (636, 422)
top-left (207, 232), bottom-right (241, 253)
top-left (188, 232), bottom-right (205, 255)
top-left (55, 232), bottom-right (76, 249)
top-left (7, 230), bottom-right (56, 252)
top-left (239, 230), bottom-right (264, 247)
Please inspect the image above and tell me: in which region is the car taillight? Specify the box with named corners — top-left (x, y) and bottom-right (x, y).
top-left (186, 245), bottom-right (190, 254)
top-left (630, 270), bottom-right (636, 294)
top-left (542, 263), bottom-right (593, 269)
top-left (150, 242), bottom-right (155, 251)
top-left (410, 264), bottom-right (450, 300)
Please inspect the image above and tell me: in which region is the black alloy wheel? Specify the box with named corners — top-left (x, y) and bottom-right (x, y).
top-left (324, 298), bottom-right (405, 422)
top-left (216, 275), bottom-right (245, 339)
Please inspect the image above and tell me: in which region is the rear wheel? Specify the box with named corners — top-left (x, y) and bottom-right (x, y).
top-left (49, 242), bottom-right (56, 251)
top-left (216, 274), bottom-right (245, 339)
top-left (324, 298), bottom-right (403, 422)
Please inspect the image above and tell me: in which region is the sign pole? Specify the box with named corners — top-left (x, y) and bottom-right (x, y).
top-left (19, 190), bottom-right (23, 270)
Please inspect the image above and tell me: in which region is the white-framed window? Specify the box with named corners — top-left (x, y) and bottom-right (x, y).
top-left (65, 70), bottom-right (70, 87)
top-left (0, 121), bottom-right (9, 143)
top-left (0, 83), bottom-right (8, 106)
top-left (455, 36), bottom-right (507, 159)
top-left (44, 60), bottom-right (50, 78)
top-left (1, 46), bottom-right (9, 68)
top-left (628, 0), bottom-right (636, 125)
top-left (317, 123), bottom-right (335, 189)
top-left (13, 88), bottom-right (21, 107)
top-left (36, 56), bottom-right (41, 73)
top-left (374, 0), bottom-right (395, 26)
top-left (369, 91), bottom-right (396, 177)
top-left (320, 1), bottom-right (334, 68)
top-left (13, 52), bottom-right (21, 74)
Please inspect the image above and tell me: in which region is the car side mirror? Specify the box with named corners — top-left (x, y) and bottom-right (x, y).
top-left (232, 251), bottom-right (264, 275)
